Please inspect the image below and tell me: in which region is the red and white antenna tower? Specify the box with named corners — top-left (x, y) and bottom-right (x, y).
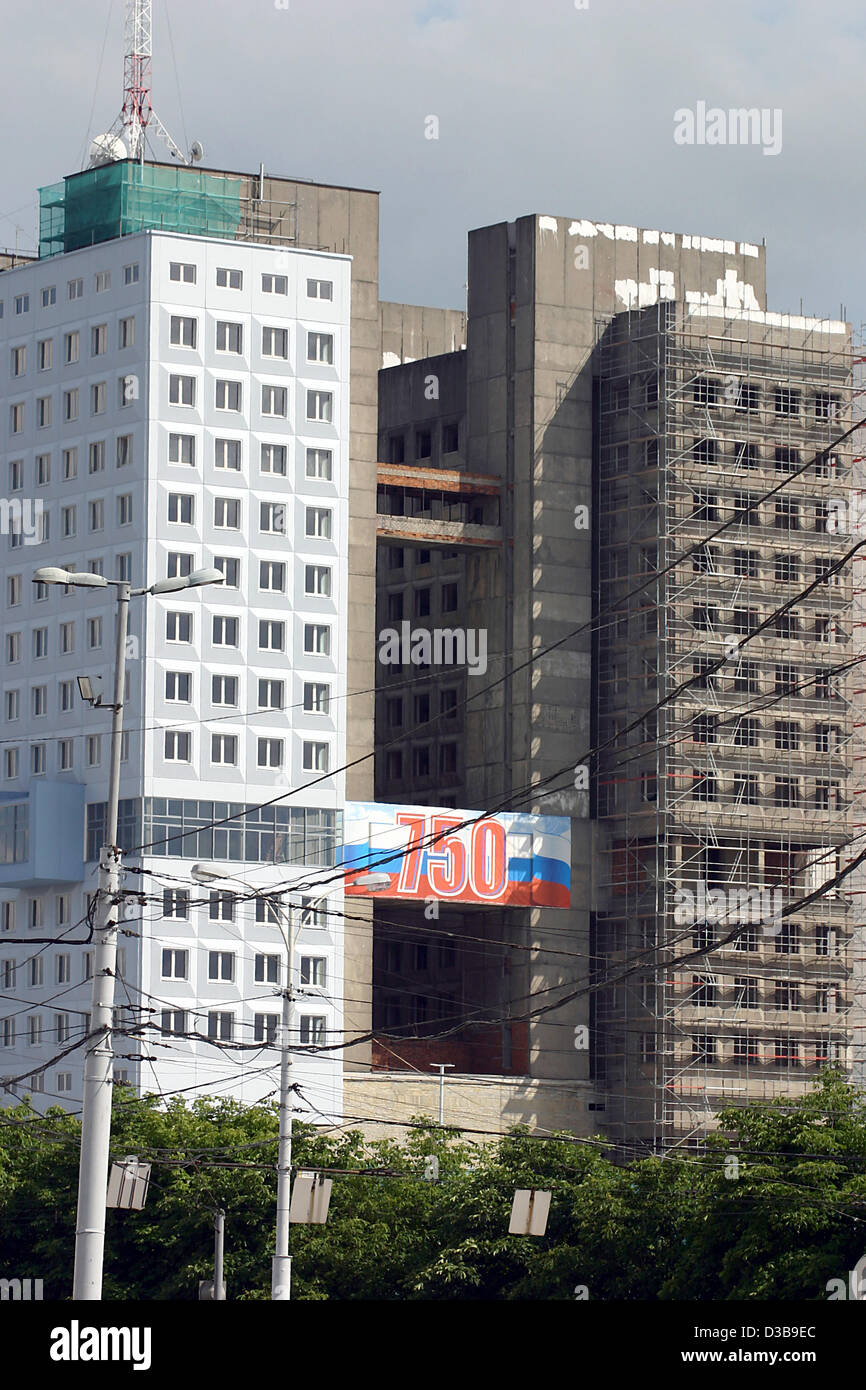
top-left (97, 0), bottom-right (200, 166)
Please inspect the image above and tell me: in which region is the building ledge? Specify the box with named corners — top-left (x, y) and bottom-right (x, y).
top-left (378, 463), bottom-right (502, 496)
top-left (377, 516), bottom-right (502, 547)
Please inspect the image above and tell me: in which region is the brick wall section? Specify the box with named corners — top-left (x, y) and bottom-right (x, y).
top-left (372, 1022), bottom-right (529, 1075)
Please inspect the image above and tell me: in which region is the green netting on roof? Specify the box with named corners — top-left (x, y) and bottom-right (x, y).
top-left (38, 161), bottom-right (243, 258)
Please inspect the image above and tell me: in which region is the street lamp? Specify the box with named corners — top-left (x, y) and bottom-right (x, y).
top-left (429, 1063), bottom-right (456, 1126)
top-left (190, 864), bottom-right (388, 1298)
top-left (33, 563), bottom-right (224, 1301)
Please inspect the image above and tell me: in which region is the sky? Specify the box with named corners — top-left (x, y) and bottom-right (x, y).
top-left (1, 0), bottom-right (863, 325)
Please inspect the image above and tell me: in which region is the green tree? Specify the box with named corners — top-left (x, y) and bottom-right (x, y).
top-left (2, 1074), bottom-right (866, 1301)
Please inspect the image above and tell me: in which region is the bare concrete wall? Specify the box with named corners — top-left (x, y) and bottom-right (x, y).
top-left (461, 214), bottom-right (769, 1090)
top-left (343, 1071), bottom-right (595, 1140)
top-left (377, 351), bottom-right (466, 455)
top-left (379, 301), bottom-right (466, 368)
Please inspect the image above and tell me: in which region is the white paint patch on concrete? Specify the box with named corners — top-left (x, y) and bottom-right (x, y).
top-left (688, 305), bottom-right (847, 334)
top-left (538, 216), bottom-right (559, 235)
top-left (567, 220), bottom-right (747, 256)
top-left (681, 235), bottom-right (736, 254)
top-left (615, 267), bottom-right (676, 309)
top-left (614, 280), bottom-right (639, 308)
top-left (684, 269), bottom-right (761, 311)
top-left (382, 351), bottom-right (401, 368)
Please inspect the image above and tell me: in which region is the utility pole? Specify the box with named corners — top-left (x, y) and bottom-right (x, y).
top-left (34, 564), bottom-right (223, 1301)
top-left (72, 580), bottom-right (129, 1302)
top-left (272, 898), bottom-right (300, 1302)
top-left (213, 1210), bottom-right (225, 1301)
top-left (189, 870), bottom-right (309, 1302)
top-left (429, 1063), bottom-right (455, 1126)
top-left (273, 872), bottom-right (389, 1299)
top-left (190, 866), bottom-right (388, 1301)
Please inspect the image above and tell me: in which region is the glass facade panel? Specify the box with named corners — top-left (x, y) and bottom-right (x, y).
top-left (86, 798), bottom-right (341, 866)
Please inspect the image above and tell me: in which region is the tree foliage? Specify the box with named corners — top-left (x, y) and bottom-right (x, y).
top-left (1, 1072), bottom-right (865, 1300)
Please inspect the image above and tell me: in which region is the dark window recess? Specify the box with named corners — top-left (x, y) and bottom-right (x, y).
top-left (693, 377), bottom-right (720, 406)
top-left (440, 743), bottom-right (457, 774)
top-left (440, 689), bottom-right (458, 719)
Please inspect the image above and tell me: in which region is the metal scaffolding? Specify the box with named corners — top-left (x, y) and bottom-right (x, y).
top-left (592, 300), bottom-right (855, 1150)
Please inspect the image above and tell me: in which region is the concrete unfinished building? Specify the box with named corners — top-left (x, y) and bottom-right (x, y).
top-left (593, 303), bottom-right (853, 1146)
top-left (372, 214), bottom-right (857, 1146)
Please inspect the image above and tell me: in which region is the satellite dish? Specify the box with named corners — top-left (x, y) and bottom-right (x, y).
top-left (88, 133), bottom-right (128, 168)
top-left (189, 140), bottom-right (204, 163)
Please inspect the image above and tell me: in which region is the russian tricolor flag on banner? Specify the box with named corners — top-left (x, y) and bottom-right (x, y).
top-left (341, 802), bottom-right (571, 908)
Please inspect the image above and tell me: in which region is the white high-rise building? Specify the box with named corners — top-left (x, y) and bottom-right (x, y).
top-left (0, 226), bottom-right (352, 1119)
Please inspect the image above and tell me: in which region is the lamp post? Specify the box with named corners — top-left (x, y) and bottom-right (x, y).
top-left (190, 864), bottom-right (388, 1299)
top-left (429, 1063), bottom-right (455, 1126)
top-left (34, 564), bottom-right (223, 1301)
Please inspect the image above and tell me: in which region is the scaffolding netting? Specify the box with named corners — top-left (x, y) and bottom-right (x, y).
top-left (38, 160), bottom-right (243, 258)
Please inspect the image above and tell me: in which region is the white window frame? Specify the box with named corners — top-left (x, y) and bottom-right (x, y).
top-left (215, 438), bottom-right (242, 471)
top-left (169, 374), bottom-right (196, 408)
top-left (161, 948), bottom-right (189, 980)
top-left (307, 331), bottom-right (334, 364)
top-left (216, 321), bottom-right (243, 353)
top-left (257, 738), bottom-right (284, 769)
top-left (305, 506), bottom-right (333, 540)
top-left (169, 433), bottom-right (196, 466)
top-left (215, 379), bottom-right (242, 412)
top-left (212, 615), bottom-right (239, 647)
top-left (211, 733), bottom-right (238, 766)
top-left (164, 730), bottom-right (192, 762)
top-left (214, 497), bottom-right (240, 529)
top-left (166, 611), bottom-right (193, 643)
top-left (262, 326), bottom-right (289, 359)
top-left (170, 315), bottom-right (198, 349)
top-left (306, 389), bottom-right (333, 423)
top-left (168, 493), bottom-right (195, 525)
top-left (258, 619), bottom-right (285, 652)
top-left (261, 384), bottom-right (288, 417)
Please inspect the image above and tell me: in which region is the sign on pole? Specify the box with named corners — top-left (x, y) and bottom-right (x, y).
top-left (509, 1188), bottom-right (551, 1236)
top-left (106, 1155), bottom-right (151, 1210)
top-left (289, 1171), bottom-right (332, 1225)
top-left (198, 1280), bottom-right (227, 1300)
